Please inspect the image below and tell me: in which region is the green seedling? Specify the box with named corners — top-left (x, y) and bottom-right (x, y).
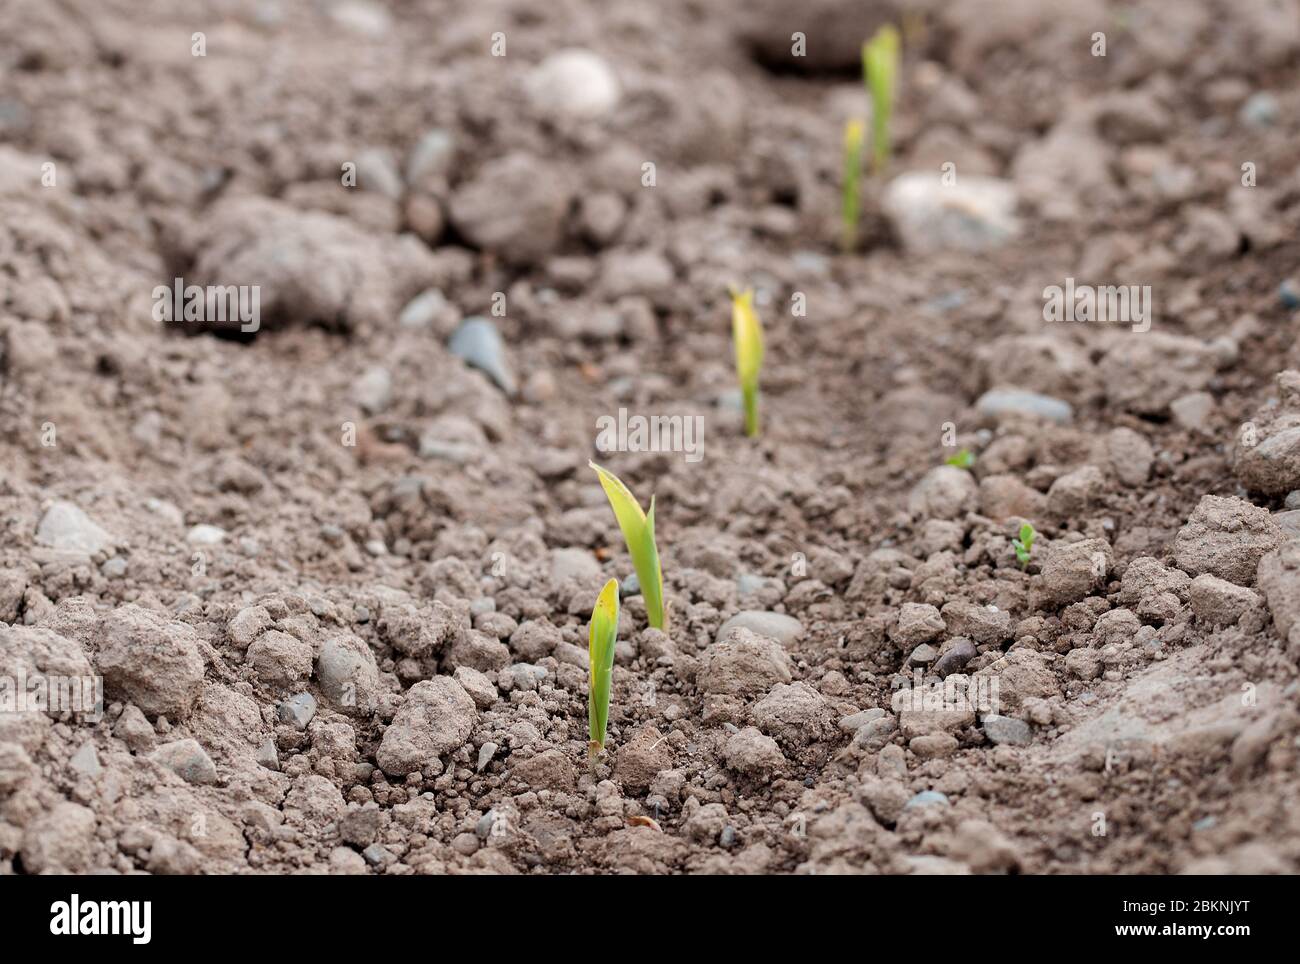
top-left (1012, 523), bottom-right (1036, 568)
top-left (587, 577), bottom-right (619, 765)
top-left (946, 448), bottom-right (975, 470)
top-left (863, 24), bottom-right (900, 175)
top-left (589, 461), bottom-right (667, 631)
top-left (730, 287), bottom-right (765, 437)
top-left (841, 118), bottom-right (865, 252)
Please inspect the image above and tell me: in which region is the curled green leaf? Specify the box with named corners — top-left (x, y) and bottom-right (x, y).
top-left (588, 461), bottom-right (667, 631)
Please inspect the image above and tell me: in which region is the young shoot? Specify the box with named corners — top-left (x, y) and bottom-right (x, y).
top-left (841, 118), bottom-right (865, 252)
top-left (946, 448), bottom-right (975, 470)
top-left (588, 577), bottom-right (619, 765)
top-left (863, 24), bottom-right (900, 175)
top-left (589, 461), bottom-right (667, 631)
top-left (1012, 523), bottom-right (1036, 568)
top-left (730, 287), bottom-right (765, 438)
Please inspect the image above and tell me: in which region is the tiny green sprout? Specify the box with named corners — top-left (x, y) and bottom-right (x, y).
top-left (946, 448), bottom-right (975, 470)
top-left (1012, 523), bottom-right (1036, 568)
top-left (863, 24), bottom-right (900, 175)
top-left (589, 461), bottom-right (667, 631)
top-left (588, 577), bottom-right (619, 765)
top-left (841, 118), bottom-right (865, 251)
top-left (729, 286), bottom-right (765, 437)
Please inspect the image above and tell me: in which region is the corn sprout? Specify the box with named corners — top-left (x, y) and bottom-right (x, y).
top-left (863, 24), bottom-right (900, 175)
top-left (730, 287), bottom-right (765, 438)
top-left (842, 119), bottom-right (865, 252)
top-left (588, 577), bottom-right (619, 764)
top-left (588, 461), bottom-right (667, 631)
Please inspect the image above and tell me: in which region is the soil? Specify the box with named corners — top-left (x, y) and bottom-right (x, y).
top-left (2, 0), bottom-right (1300, 875)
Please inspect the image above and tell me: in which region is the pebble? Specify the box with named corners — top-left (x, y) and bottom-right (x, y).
top-left (277, 693), bottom-right (317, 730)
top-left (1280, 279), bottom-right (1300, 311)
top-left (719, 825), bottom-right (737, 848)
top-left (255, 739), bottom-right (279, 771)
top-left (36, 501), bottom-right (112, 555)
top-left (982, 714), bottom-right (1033, 746)
top-left (909, 643), bottom-right (939, 665)
top-left (716, 611), bottom-right (804, 647)
top-left (353, 364), bottom-right (393, 414)
top-left (620, 572), bottom-right (641, 597)
top-left (186, 524), bottom-right (226, 545)
top-left (407, 129), bottom-right (455, 189)
top-left (150, 739), bottom-right (217, 785)
top-left (904, 790), bottom-right (950, 810)
top-left (932, 638), bottom-right (978, 679)
top-left (1239, 91), bottom-right (1278, 128)
top-left (476, 742), bottom-right (497, 772)
top-left (882, 173), bottom-right (1020, 253)
top-left (449, 317), bottom-right (516, 396)
top-left (976, 388), bottom-right (1074, 425)
top-left (839, 708), bottom-right (886, 734)
top-left (362, 843), bottom-right (395, 868)
top-left (100, 557), bottom-right (128, 579)
top-left (526, 49), bottom-right (620, 119)
top-left (399, 288), bottom-right (457, 333)
top-left (69, 742), bottom-right (101, 779)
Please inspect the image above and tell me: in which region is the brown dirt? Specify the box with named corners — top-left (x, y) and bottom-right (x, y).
top-left (2, 0), bottom-right (1300, 875)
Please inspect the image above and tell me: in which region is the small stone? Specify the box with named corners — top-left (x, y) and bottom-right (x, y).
top-left (277, 693), bottom-right (317, 729)
top-left (976, 388), bottom-right (1073, 425)
top-left (933, 638), bottom-right (978, 679)
top-left (838, 708), bottom-right (886, 734)
top-left (476, 741), bottom-right (498, 772)
top-left (715, 610), bottom-right (804, 647)
top-left (1170, 392), bottom-right (1215, 433)
top-left (362, 843), bottom-right (395, 868)
top-left (399, 288), bottom-right (458, 333)
top-left (255, 739), bottom-right (279, 771)
top-left (525, 49), bottom-right (620, 119)
top-left (100, 557), bottom-right (128, 580)
top-left (904, 790), bottom-right (950, 810)
top-left (883, 173), bottom-right (1019, 253)
top-left (69, 742), bottom-right (101, 778)
top-left (449, 317), bottom-right (516, 395)
top-left (620, 572), bottom-right (641, 597)
top-left (36, 501), bottom-right (112, 554)
top-left (909, 643), bottom-right (938, 666)
top-left (1239, 91), bottom-right (1279, 128)
top-left (113, 704), bottom-right (156, 752)
top-left (150, 738), bottom-right (217, 785)
top-left (982, 714), bottom-right (1032, 746)
top-left (186, 524), bottom-right (226, 545)
top-left (353, 364), bottom-right (393, 414)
